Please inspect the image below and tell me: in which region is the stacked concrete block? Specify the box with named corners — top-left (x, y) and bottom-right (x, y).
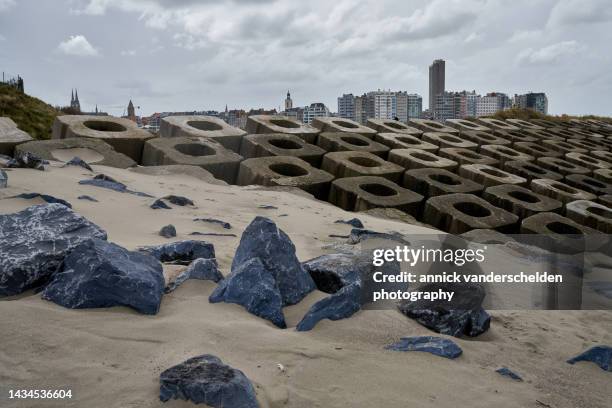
top-left (482, 184), bottom-right (562, 219)
top-left (422, 132), bottom-right (478, 150)
top-left (565, 200), bottom-right (612, 233)
top-left (503, 160), bottom-right (563, 182)
top-left (530, 119), bottom-right (561, 129)
top-left (239, 133), bottom-right (326, 166)
top-left (593, 168), bottom-right (612, 183)
top-left (598, 195), bottom-right (612, 208)
top-left (316, 132), bottom-right (389, 157)
top-left (438, 148), bottom-right (499, 166)
top-left (529, 179), bottom-right (596, 204)
top-left (403, 168), bottom-right (484, 197)
top-left (388, 149), bottom-right (458, 171)
top-left (568, 128), bottom-right (605, 140)
top-left (366, 119), bottom-right (422, 135)
top-left (160, 115), bottom-right (246, 152)
top-left (521, 212), bottom-right (599, 240)
top-left (52, 115), bottom-right (153, 162)
top-left (475, 118), bottom-right (520, 131)
top-left (0, 117), bottom-right (33, 155)
top-left (565, 138), bottom-right (609, 152)
top-left (564, 174), bottom-right (612, 196)
top-left (246, 115), bottom-right (320, 143)
top-left (512, 142), bottom-right (563, 158)
top-left (329, 176), bottom-right (423, 214)
top-left (321, 151), bottom-right (404, 182)
top-left (491, 129), bottom-right (538, 143)
top-left (506, 119), bottom-right (544, 130)
top-left (565, 152), bottom-right (612, 171)
top-left (521, 129), bottom-right (565, 141)
top-left (461, 130), bottom-right (511, 147)
top-left (479, 145), bottom-right (534, 165)
top-left (374, 133), bottom-right (438, 152)
top-left (407, 119), bottom-right (458, 134)
top-left (311, 117), bottom-right (377, 138)
top-left (445, 119), bottom-right (491, 133)
top-left (541, 139), bottom-right (588, 154)
top-left (537, 156), bottom-right (591, 176)
top-left (142, 136), bottom-right (243, 183)
top-left (459, 164), bottom-right (527, 187)
top-left (546, 127), bottom-right (580, 139)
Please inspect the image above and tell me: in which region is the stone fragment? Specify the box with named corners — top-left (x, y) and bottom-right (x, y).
top-left (385, 336), bottom-right (463, 359)
top-left (165, 258), bottom-right (222, 293)
top-left (567, 346), bottom-right (612, 372)
top-left (159, 224), bottom-right (177, 238)
top-left (139, 240), bottom-right (216, 265)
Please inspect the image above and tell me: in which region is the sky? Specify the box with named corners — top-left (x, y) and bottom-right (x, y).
top-left (0, 0), bottom-right (611, 116)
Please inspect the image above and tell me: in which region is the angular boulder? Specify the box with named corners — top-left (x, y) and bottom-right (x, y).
top-left (0, 204), bottom-right (107, 297)
top-left (6, 151), bottom-right (45, 170)
top-left (63, 156), bottom-right (93, 171)
top-left (12, 192), bottom-right (72, 208)
top-left (165, 258), bottom-right (222, 293)
top-left (567, 345), bottom-right (612, 372)
top-left (42, 239), bottom-right (164, 314)
top-left (296, 283), bottom-right (361, 331)
top-left (159, 354), bottom-right (259, 407)
top-left (334, 218), bottom-right (364, 228)
top-left (496, 367), bottom-right (523, 381)
top-left (139, 240), bottom-right (216, 265)
top-left (385, 336), bottom-right (463, 359)
top-left (159, 224), bottom-right (177, 238)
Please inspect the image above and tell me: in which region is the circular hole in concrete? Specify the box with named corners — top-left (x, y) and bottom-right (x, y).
top-left (508, 190), bottom-right (540, 203)
top-left (396, 137), bottom-right (419, 145)
top-left (551, 182), bottom-right (579, 194)
top-left (332, 120), bottom-right (359, 129)
top-left (425, 121), bottom-right (444, 129)
top-left (429, 173), bottom-right (460, 185)
top-left (490, 119), bottom-right (506, 126)
top-left (412, 152), bottom-right (437, 162)
top-left (583, 178), bottom-right (606, 188)
top-left (453, 201), bottom-right (491, 217)
top-left (340, 136), bottom-right (369, 146)
top-left (587, 206), bottom-right (612, 218)
top-left (523, 164), bottom-right (546, 175)
top-left (187, 120), bottom-right (223, 131)
top-left (385, 121), bottom-right (407, 130)
top-left (270, 119), bottom-right (300, 128)
top-left (547, 221), bottom-right (582, 235)
top-left (83, 121), bottom-right (126, 132)
top-left (269, 139), bottom-right (302, 150)
top-left (481, 167), bottom-right (507, 177)
top-left (359, 183), bottom-right (397, 196)
top-left (269, 163), bottom-right (308, 177)
top-left (440, 135), bottom-right (462, 143)
top-left (349, 156), bottom-right (381, 167)
top-left (174, 143), bottom-right (216, 156)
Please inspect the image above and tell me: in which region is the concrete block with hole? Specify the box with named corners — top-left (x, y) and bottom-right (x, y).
top-left (483, 184), bottom-right (562, 219)
top-left (329, 176), bottom-right (423, 214)
top-left (490, 129), bottom-right (538, 144)
top-left (479, 144), bottom-right (534, 165)
top-left (14, 138), bottom-right (136, 168)
top-left (403, 168), bottom-right (484, 197)
top-left (445, 119), bottom-right (491, 133)
top-left (529, 179), bottom-right (596, 204)
top-left (568, 128), bottom-right (605, 140)
top-left (475, 118), bottom-right (520, 131)
top-left (239, 134), bottom-right (326, 166)
top-left (536, 156), bottom-right (591, 176)
top-left (598, 194), bottom-right (612, 208)
top-left (565, 200), bottom-right (612, 233)
top-left (521, 128), bottom-right (565, 141)
top-left (460, 130), bottom-right (511, 147)
top-left (565, 152), bottom-right (612, 171)
top-left (512, 142), bottom-right (562, 158)
top-left (565, 174), bottom-right (612, 196)
top-left (506, 119), bottom-right (544, 130)
top-left (245, 115), bottom-right (320, 143)
top-left (422, 132), bottom-right (478, 150)
top-left (142, 137), bottom-right (243, 183)
top-left (374, 133), bottom-right (438, 152)
top-left (316, 132), bottom-right (389, 157)
top-left (521, 212), bottom-right (600, 248)
top-left (159, 115), bottom-right (246, 152)
top-left (503, 160), bottom-right (563, 182)
top-left (366, 119), bottom-right (422, 135)
top-left (424, 193), bottom-right (518, 234)
top-left (52, 115), bottom-right (154, 162)
top-left (438, 148), bottom-right (499, 166)
top-left (541, 139), bottom-right (588, 154)
top-left (388, 149), bottom-right (458, 171)
top-left (321, 151), bottom-right (404, 182)
top-left (591, 150), bottom-right (612, 163)
top-left (237, 156), bottom-right (334, 199)
top-left (459, 164), bottom-right (527, 187)
top-left (567, 138), bottom-right (609, 152)
top-left (530, 119), bottom-right (561, 129)
top-left (407, 119), bottom-right (458, 134)
top-left (593, 168), bottom-right (612, 183)
top-left (546, 127), bottom-right (583, 139)
top-left (311, 117), bottom-right (377, 138)
top-left (0, 117), bottom-right (33, 155)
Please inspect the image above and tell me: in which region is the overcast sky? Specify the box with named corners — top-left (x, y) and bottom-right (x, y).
top-left (1, 0), bottom-right (611, 116)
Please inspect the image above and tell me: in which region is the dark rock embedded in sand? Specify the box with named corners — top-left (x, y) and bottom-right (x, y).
top-left (6, 151), bottom-right (45, 170)
top-left (0, 204), bottom-right (107, 297)
top-left (159, 224), bottom-right (177, 238)
top-left (150, 199), bottom-right (171, 209)
top-left (194, 217), bottom-right (232, 229)
top-left (79, 174), bottom-right (153, 197)
top-left (496, 367), bottom-right (523, 381)
top-left (78, 195), bottom-right (98, 202)
top-left (567, 345), bottom-right (612, 371)
top-left (385, 336), bottom-right (463, 359)
top-left (165, 258), bottom-right (223, 293)
top-left (42, 239), bottom-right (164, 314)
top-left (334, 218), bottom-right (364, 228)
top-left (12, 192), bottom-right (72, 208)
top-left (296, 283), bottom-right (361, 331)
top-left (152, 195), bottom-right (195, 209)
top-left (347, 228), bottom-right (410, 245)
top-left (63, 156), bottom-right (93, 171)
top-left (159, 354), bottom-right (259, 407)
top-left (0, 169), bottom-right (7, 188)
top-left (139, 240), bottom-right (216, 265)
top-left (398, 282), bottom-right (491, 338)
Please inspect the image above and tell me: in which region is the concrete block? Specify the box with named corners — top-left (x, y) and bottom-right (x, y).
top-left (374, 133), bottom-right (438, 152)
top-left (521, 212), bottom-right (599, 240)
top-left (598, 195), bottom-right (612, 207)
top-left (490, 129), bottom-right (538, 143)
top-left (512, 142), bottom-right (563, 158)
top-left (568, 127), bottom-right (605, 140)
top-left (591, 151), bottom-right (612, 163)
top-left (142, 136), bottom-right (243, 183)
top-left (503, 160), bottom-right (563, 182)
top-left (424, 193), bottom-right (518, 234)
top-left (237, 156), bottom-right (334, 199)
top-left (546, 127), bottom-right (580, 139)
top-left (159, 115), bottom-right (246, 152)
top-left (565, 138), bottom-right (609, 151)
top-left (565, 200), bottom-right (612, 233)
top-left (388, 149), bottom-right (458, 171)
top-left (0, 117), bottom-right (33, 156)
top-left (565, 152), bottom-right (612, 170)
top-left (321, 151), bottom-right (404, 182)
top-left (483, 184), bottom-right (562, 219)
top-left (239, 133), bottom-right (326, 166)
top-left (479, 144), bottom-right (535, 165)
top-left (407, 119), bottom-right (458, 134)
top-left (506, 119), bottom-right (544, 130)
top-left (403, 168), bottom-right (484, 197)
top-left (536, 156), bottom-right (591, 176)
top-left (311, 117), bottom-right (377, 138)
top-left (541, 139), bottom-right (588, 154)
top-left (593, 168), bottom-right (612, 183)
top-left (521, 128), bottom-right (565, 141)
top-left (459, 164), bottom-right (527, 187)
top-left (530, 179), bottom-right (596, 204)
top-left (51, 115), bottom-right (153, 162)
top-left (422, 132), bottom-right (478, 150)
top-left (475, 118), bottom-right (520, 131)
top-left (329, 176), bottom-right (423, 214)
top-left (366, 119), bottom-right (422, 135)
top-left (530, 119), bottom-right (561, 129)
top-left (565, 174), bottom-right (612, 196)
top-left (461, 130), bottom-right (511, 147)
top-left (445, 119), bottom-right (491, 133)
top-left (438, 148), bottom-right (499, 166)
top-left (245, 115), bottom-right (319, 143)
top-left (316, 132), bottom-right (389, 157)
top-left (14, 138), bottom-right (136, 168)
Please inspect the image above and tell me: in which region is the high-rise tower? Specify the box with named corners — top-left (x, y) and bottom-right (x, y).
top-left (285, 90), bottom-right (293, 110)
top-left (428, 59), bottom-right (445, 111)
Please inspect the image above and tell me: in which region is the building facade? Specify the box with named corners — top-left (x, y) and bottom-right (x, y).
top-left (284, 91), bottom-right (293, 111)
top-left (302, 102), bottom-right (330, 124)
top-left (337, 93), bottom-right (356, 121)
top-left (428, 59), bottom-right (445, 111)
top-left (514, 92), bottom-right (548, 115)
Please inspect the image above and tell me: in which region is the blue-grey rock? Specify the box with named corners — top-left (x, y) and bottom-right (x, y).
top-left (335, 218), bottom-right (364, 228)
top-left (296, 283), bottom-right (361, 331)
top-left (12, 192), bottom-right (72, 208)
top-left (194, 217), bottom-right (232, 229)
top-left (210, 257), bottom-right (286, 328)
top-left (257, 205), bottom-right (277, 209)
top-left (79, 174), bottom-right (153, 197)
top-left (190, 232), bottom-right (237, 237)
top-left (0, 169), bottom-right (7, 188)
top-left (165, 258), bottom-right (222, 293)
top-left (163, 195), bottom-right (194, 206)
top-left (0, 204), bottom-right (107, 297)
top-left (232, 216), bottom-right (315, 306)
top-left (496, 367), bottom-right (523, 381)
top-left (150, 199), bottom-right (171, 209)
top-left (385, 336), bottom-right (463, 359)
top-left (159, 354), bottom-right (259, 407)
top-left (398, 282), bottom-right (490, 338)
top-left (348, 228), bottom-right (410, 245)
top-left (63, 156), bottom-right (92, 171)
top-left (42, 239), bottom-right (164, 314)
top-left (567, 345), bottom-right (612, 371)
top-left (78, 195), bottom-right (98, 202)
top-left (7, 151), bottom-right (45, 171)
top-left (139, 240), bottom-right (216, 265)
top-left (159, 224), bottom-right (177, 238)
